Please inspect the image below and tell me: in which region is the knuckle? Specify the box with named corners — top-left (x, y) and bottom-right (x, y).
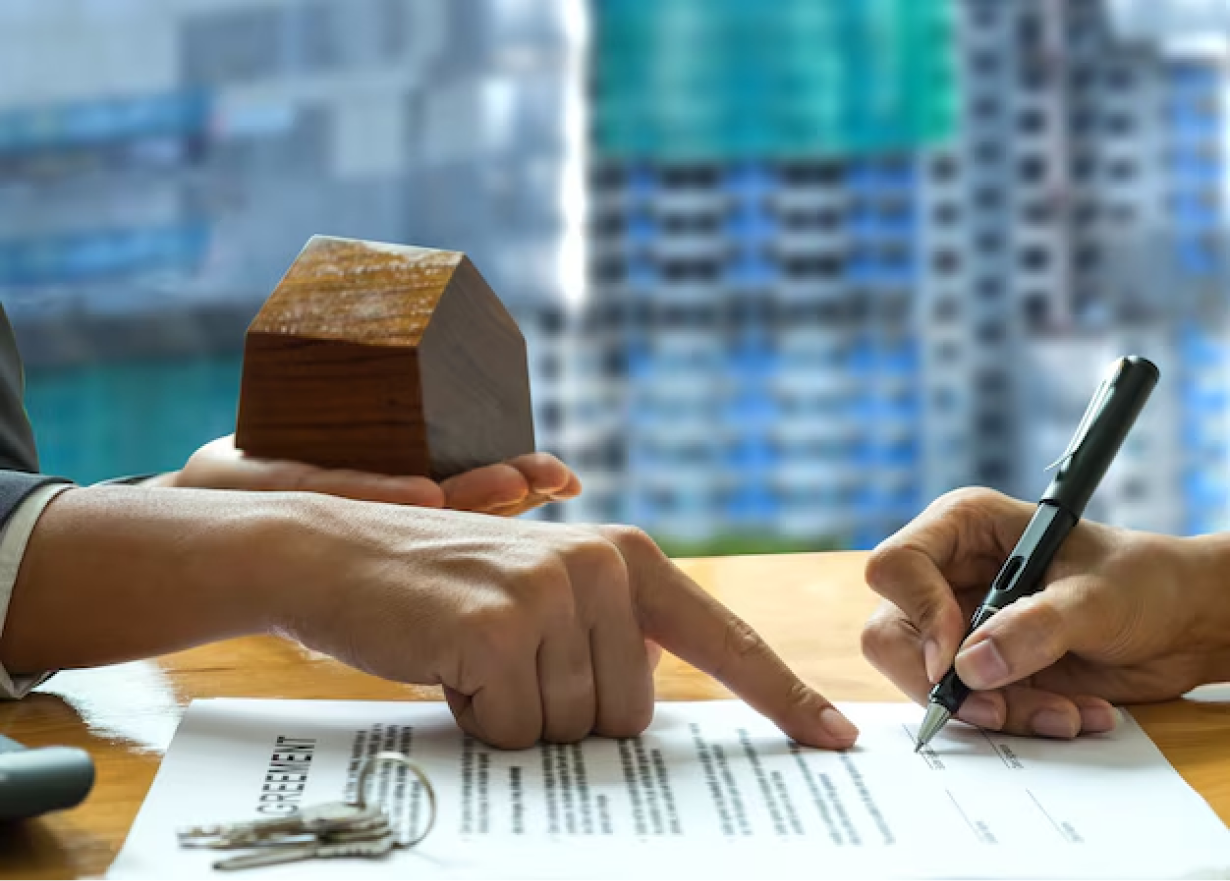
top-left (862, 547), bottom-right (942, 629)
top-left (859, 615), bottom-right (895, 666)
top-left (503, 545), bottom-right (563, 584)
top-left (463, 603), bottom-right (532, 667)
top-left (568, 531), bottom-right (627, 575)
top-left (525, 451), bottom-right (558, 470)
top-left (935, 485), bottom-right (1003, 515)
top-left (911, 598), bottom-right (943, 633)
top-left (1017, 598), bottom-right (1066, 650)
top-left (785, 677), bottom-right (820, 711)
top-left (992, 598), bottom-right (1071, 670)
top-left (573, 536), bottom-right (633, 602)
top-left (717, 616), bottom-right (766, 677)
top-left (499, 550), bottom-right (576, 621)
top-left (544, 716), bottom-right (593, 745)
top-left (862, 543), bottom-right (901, 591)
top-left (600, 702), bottom-right (654, 739)
top-left (533, 579), bottom-right (578, 629)
top-left (596, 524), bottom-right (659, 558)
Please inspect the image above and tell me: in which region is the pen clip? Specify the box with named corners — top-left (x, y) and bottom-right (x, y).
top-left (1044, 358), bottom-right (1124, 472)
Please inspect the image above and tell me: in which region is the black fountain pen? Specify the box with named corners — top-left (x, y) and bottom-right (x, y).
top-left (914, 355), bottom-right (1160, 751)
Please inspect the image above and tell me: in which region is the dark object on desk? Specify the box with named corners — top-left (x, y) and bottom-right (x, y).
top-left (0, 733), bottom-right (94, 821)
top-left (235, 236), bottom-right (535, 481)
top-left (915, 355), bottom-right (1160, 750)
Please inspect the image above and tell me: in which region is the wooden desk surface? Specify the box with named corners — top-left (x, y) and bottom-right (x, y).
top-left (2, 551), bottom-right (1229, 878)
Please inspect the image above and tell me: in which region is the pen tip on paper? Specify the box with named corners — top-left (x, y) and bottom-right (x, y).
top-left (915, 704), bottom-right (951, 753)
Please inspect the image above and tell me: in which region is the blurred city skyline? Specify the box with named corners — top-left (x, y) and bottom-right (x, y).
top-left (1, 0), bottom-right (1228, 552)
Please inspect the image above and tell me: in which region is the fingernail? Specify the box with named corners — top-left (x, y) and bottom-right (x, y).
top-left (1031, 709), bottom-right (1080, 739)
top-left (923, 639), bottom-right (943, 683)
top-left (1078, 704), bottom-right (1120, 733)
top-left (819, 707), bottom-right (859, 744)
top-left (955, 639), bottom-right (1011, 689)
top-left (960, 695), bottom-right (1002, 729)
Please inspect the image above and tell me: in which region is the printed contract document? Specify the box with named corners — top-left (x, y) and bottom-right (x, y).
top-left (110, 700), bottom-right (1230, 879)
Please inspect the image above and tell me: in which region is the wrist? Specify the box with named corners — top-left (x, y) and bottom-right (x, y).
top-left (2, 485), bottom-right (291, 672)
top-left (253, 493), bottom-right (382, 644)
top-left (1175, 532), bottom-right (1230, 685)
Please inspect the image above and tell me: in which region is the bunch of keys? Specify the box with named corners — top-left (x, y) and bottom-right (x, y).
top-left (177, 751), bottom-right (437, 871)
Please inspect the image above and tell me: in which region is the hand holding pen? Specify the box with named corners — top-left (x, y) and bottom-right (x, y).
top-left (857, 358), bottom-right (1230, 742)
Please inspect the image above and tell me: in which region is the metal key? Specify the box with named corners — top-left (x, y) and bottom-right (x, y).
top-left (178, 801), bottom-right (383, 848)
top-left (178, 751), bottom-right (437, 869)
top-left (199, 814), bottom-right (394, 851)
top-left (212, 830), bottom-right (397, 870)
top-left (317, 817), bottom-right (394, 843)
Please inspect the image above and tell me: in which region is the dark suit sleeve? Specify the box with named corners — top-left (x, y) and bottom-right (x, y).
top-left (0, 306), bottom-right (69, 525)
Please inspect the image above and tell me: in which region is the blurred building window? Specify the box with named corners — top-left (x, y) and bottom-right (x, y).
top-left (1074, 201), bottom-right (1099, 225)
top-left (933, 297), bottom-right (960, 321)
top-left (1018, 108), bottom-right (1047, 134)
top-left (1022, 200), bottom-right (1052, 223)
top-left (971, 51), bottom-right (1000, 76)
top-left (1019, 246), bottom-right (1051, 270)
top-left (974, 186), bottom-right (1003, 209)
top-left (1109, 159), bottom-right (1137, 181)
top-left (1023, 293), bottom-right (1050, 326)
top-left (541, 403), bottom-right (562, 432)
top-left (779, 162), bottom-right (843, 186)
top-left (930, 155), bottom-right (959, 181)
top-left (977, 278), bottom-right (1004, 301)
top-left (1074, 246), bottom-right (1100, 271)
top-left (1018, 155), bottom-right (1047, 183)
top-left (181, 8), bottom-right (282, 84)
top-left (974, 140), bottom-right (1002, 164)
top-left (976, 371), bottom-right (1008, 396)
top-left (661, 166), bottom-right (719, 188)
top-left (592, 211), bottom-right (624, 236)
top-left (977, 412), bottom-right (1008, 437)
top-left (1105, 113), bottom-right (1135, 135)
top-left (975, 232), bottom-right (1003, 254)
top-left (976, 322), bottom-right (1006, 345)
top-left (593, 257), bottom-right (626, 283)
top-left (291, 1), bottom-right (344, 71)
top-left (933, 250), bottom-right (962, 274)
top-left (933, 203), bottom-right (961, 225)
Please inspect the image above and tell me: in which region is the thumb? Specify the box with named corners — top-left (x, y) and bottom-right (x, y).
top-left (954, 590), bottom-right (1084, 690)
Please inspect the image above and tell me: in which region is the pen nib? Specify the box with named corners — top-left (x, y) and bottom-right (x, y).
top-left (914, 704), bottom-right (952, 753)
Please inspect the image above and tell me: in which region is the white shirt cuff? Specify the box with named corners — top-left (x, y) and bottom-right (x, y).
top-left (0, 483), bottom-right (73, 699)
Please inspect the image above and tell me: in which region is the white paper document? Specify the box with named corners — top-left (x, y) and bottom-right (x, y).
top-left (109, 699), bottom-right (1230, 879)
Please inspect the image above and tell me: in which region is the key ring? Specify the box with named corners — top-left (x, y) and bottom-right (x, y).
top-left (355, 751), bottom-right (437, 847)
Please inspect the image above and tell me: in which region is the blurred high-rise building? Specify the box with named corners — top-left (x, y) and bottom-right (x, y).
top-left (577, 0), bottom-right (956, 549)
top-left (576, 0), bottom-right (1230, 550)
top-left (1004, 1), bottom-right (1230, 535)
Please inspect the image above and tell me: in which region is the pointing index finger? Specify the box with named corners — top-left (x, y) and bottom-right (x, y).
top-left (603, 527), bottom-right (858, 750)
